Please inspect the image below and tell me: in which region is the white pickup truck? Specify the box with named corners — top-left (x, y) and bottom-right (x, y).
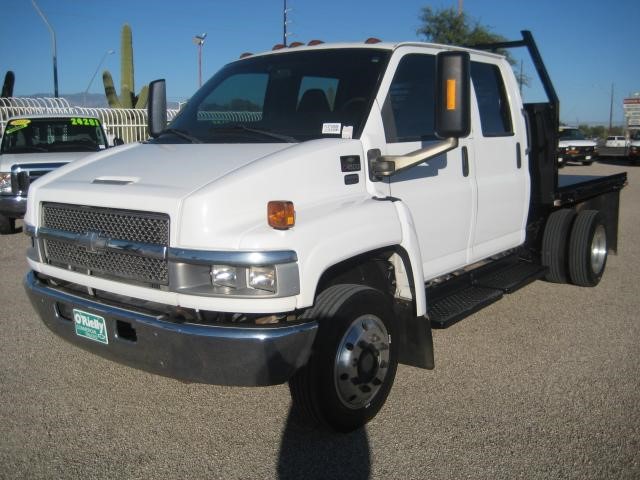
top-left (557, 126), bottom-right (598, 167)
top-left (0, 114), bottom-right (109, 234)
top-left (23, 32), bottom-right (626, 432)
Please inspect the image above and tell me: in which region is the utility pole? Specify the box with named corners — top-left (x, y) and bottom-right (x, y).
top-left (609, 83), bottom-right (614, 133)
top-left (32, 0), bottom-right (58, 97)
top-left (458, 0), bottom-right (464, 15)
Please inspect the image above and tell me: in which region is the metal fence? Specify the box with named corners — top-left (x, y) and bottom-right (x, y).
top-left (0, 97), bottom-right (179, 144)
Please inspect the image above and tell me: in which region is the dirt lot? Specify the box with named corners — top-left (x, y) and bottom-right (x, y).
top-left (1, 160), bottom-right (638, 479)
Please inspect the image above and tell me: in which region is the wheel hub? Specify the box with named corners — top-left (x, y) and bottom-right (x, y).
top-left (590, 224), bottom-right (607, 274)
top-left (334, 314), bottom-right (390, 409)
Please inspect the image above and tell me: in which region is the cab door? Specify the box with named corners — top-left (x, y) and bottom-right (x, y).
top-left (379, 51), bottom-right (476, 280)
top-left (468, 60), bottom-right (529, 261)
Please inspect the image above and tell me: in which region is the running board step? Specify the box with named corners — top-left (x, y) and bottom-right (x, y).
top-left (427, 256), bottom-right (548, 329)
top-left (428, 286), bottom-right (503, 329)
top-left (473, 259), bottom-right (547, 293)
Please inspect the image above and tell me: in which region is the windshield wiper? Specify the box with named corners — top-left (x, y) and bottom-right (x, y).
top-left (212, 125), bottom-right (297, 143)
top-left (157, 128), bottom-right (202, 144)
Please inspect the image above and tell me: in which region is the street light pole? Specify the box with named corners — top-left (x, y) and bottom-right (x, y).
top-left (31, 0), bottom-right (58, 97)
top-left (283, 0), bottom-right (292, 46)
top-left (192, 33), bottom-right (207, 88)
top-left (83, 49), bottom-right (114, 107)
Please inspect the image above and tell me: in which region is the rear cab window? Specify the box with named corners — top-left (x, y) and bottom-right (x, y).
top-left (470, 61), bottom-right (513, 137)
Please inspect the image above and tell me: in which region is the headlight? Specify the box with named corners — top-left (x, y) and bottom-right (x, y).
top-left (249, 266), bottom-right (277, 293)
top-left (211, 264), bottom-right (278, 293)
top-left (0, 172), bottom-right (11, 193)
top-left (211, 265), bottom-right (239, 288)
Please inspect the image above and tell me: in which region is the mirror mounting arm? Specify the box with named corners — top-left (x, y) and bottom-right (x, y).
top-left (370, 137), bottom-right (459, 178)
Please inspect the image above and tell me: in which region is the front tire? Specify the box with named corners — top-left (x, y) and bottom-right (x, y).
top-left (289, 284), bottom-right (398, 432)
top-left (568, 210), bottom-right (607, 286)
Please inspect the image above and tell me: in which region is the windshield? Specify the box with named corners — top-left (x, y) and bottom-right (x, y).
top-left (559, 128), bottom-right (586, 141)
top-left (160, 48), bottom-right (390, 144)
top-left (1, 117), bottom-right (107, 154)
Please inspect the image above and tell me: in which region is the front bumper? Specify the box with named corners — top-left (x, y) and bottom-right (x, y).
top-left (24, 271), bottom-right (317, 386)
top-left (0, 195), bottom-right (27, 218)
top-left (557, 148), bottom-right (597, 164)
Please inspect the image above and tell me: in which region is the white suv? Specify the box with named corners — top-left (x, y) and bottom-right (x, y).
top-left (605, 136), bottom-right (628, 148)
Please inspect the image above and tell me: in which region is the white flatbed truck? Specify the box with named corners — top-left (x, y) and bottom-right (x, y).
top-left (24, 32), bottom-right (626, 432)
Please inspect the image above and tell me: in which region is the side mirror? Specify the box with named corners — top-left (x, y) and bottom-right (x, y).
top-left (148, 79), bottom-right (167, 138)
top-left (435, 51), bottom-right (471, 139)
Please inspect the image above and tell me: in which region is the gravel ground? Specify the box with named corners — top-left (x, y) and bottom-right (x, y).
top-left (0, 160), bottom-right (638, 480)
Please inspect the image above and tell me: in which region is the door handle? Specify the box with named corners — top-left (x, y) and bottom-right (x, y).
top-left (461, 146), bottom-right (469, 177)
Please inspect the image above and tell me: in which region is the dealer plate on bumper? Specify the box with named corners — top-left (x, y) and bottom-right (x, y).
top-left (73, 309), bottom-right (108, 345)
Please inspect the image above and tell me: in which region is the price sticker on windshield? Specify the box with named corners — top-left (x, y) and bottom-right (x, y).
top-left (322, 123), bottom-right (342, 135)
top-left (70, 118), bottom-right (101, 127)
top-left (5, 119), bottom-right (31, 135)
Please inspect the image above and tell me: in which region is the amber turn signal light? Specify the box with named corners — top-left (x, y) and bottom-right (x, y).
top-left (268, 201), bottom-right (295, 230)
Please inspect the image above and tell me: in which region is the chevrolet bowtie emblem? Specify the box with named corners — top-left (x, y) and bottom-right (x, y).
top-left (77, 231), bottom-right (108, 254)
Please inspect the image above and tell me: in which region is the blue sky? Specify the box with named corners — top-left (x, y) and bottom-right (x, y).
top-left (1, 0), bottom-right (637, 124)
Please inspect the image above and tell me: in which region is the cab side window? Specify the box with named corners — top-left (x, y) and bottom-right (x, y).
top-left (382, 54), bottom-right (437, 143)
top-left (470, 62), bottom-right (513, 136)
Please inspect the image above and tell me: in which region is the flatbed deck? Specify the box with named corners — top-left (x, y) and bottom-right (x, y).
top-left (556, 172), bottom-right (627, 206)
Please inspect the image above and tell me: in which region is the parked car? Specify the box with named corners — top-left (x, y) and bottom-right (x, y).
top-left (605, 136), bottom-right (628, 148)
top-left (557, 126), bottom-right (598, 166)
top-left (0, 114), bottom-right (110, 234)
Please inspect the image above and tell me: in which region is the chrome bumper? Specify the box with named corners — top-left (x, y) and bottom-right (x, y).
top-left (24, 271), bottom-right (317, 386)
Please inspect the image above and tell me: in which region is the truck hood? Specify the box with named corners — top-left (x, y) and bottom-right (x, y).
top-left (0, 151), bottom-right (91, 170)
top-left (27, 139), bottom-right (366, 249)
top-left (28, 142), bottom-right (292, 209)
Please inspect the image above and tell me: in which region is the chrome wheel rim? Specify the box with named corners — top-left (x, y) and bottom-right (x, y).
top-left (590, 224), bottom-right (607, 274)
top-left (334, 314), bottom-right (390, 410)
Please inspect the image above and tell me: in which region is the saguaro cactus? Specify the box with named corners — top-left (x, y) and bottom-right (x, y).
top-left (102, 24), bottom-right (148, 108)
top-left (2, 71), bottom-right (15, 97)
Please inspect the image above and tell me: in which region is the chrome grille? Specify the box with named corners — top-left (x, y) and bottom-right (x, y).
top-left (41, 203), bottom-right (170, 286)
top-left (42, 203), bottom-right (169, 244)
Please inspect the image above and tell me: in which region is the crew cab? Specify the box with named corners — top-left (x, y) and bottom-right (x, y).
top-left (0, 114), bottom-right (109, 234)
top-left (557, 126), bottom-right (597, 167)
top-left (23, 32), bottom-right (626, 432)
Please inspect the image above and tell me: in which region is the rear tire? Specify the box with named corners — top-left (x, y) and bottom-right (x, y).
top-left (568, 210), bottom-right (607, 287)
top-left (542, 208), bottom-right (576, 283)
top-left (289, 284), bottom-right (398, 432)
top-left (0, 214), bottom-right (16, 235)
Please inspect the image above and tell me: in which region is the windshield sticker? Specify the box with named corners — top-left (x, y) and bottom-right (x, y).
top-left (341, 125), bottom-right (353, 139)
top-left (5, 118), bottom-right (30, 134)
top-left (9, 119), bottom-right (30, 126)
top-left (70, 118), bottom-right (101, 127)
top-left (322, 123), bottom-right (342, 135)
top-left (5, 120), bottom-right (31, 134)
